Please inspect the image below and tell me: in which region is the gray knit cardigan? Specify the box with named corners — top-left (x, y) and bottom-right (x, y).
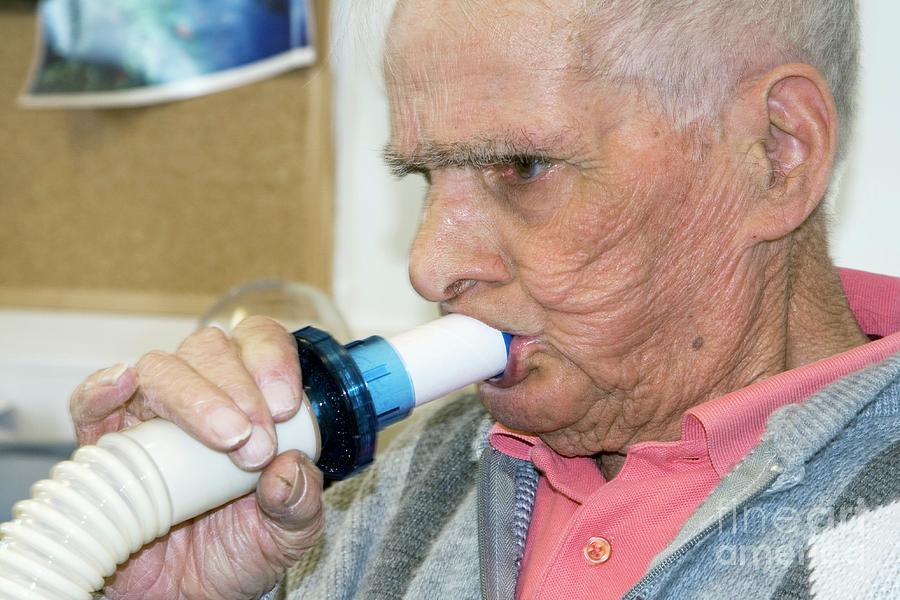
top-left (274, 351), bottom-right (900, 599)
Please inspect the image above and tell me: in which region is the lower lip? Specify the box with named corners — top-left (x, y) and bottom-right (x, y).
top-left (488, 335), bottom-right (539, 388)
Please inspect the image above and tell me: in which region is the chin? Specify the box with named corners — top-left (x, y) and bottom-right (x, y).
top-left (477, 367), bottom-right (590, 435)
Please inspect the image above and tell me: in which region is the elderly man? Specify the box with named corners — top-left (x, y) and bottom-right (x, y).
top-left (71, 0), bottom-right (899, 598)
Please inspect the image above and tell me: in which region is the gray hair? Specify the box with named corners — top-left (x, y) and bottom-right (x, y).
top-left (347, 0), bottom-right (859, 163)
top-left (578, 0), bottom-right (860, 164)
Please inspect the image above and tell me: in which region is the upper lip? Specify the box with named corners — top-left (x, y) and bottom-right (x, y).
top-left (439, 307), bottom-right (531, 338)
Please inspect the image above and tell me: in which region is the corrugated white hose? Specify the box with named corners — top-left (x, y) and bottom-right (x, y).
top-left (0, 314), bottom-right (509, 600)
top-left (0, 404), bottom-right (320, 600)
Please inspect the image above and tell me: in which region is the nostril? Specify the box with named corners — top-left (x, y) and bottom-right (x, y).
top-left (444, 279), bottom-right (476, 299)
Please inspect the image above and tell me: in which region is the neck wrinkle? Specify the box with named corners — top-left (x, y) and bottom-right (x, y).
top-left (786, 208), bottom-right (869, 368)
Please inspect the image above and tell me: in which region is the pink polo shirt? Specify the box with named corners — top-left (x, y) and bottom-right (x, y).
top-left (488, 268), bottom-right (900, 600)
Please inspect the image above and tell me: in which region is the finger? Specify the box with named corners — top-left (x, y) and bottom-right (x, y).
top-left (132, 350), bottom-right (253, 454)
top-left (176, 326), bottom-right (277, 470)
top-left (70, 364), bottom-right (138, 444)
top-left (257, 451), bottom-right (325, 540)
top-left (232, 316), bottom-right (303, 423)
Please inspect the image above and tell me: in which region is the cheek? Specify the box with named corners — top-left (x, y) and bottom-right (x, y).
top-left (512, 175), bottom-right (660, 318)
top-left (507, 154), bottom-right (718, 361)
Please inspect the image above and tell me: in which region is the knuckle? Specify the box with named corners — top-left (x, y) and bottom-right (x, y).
top-left (134, 352), bottom-right (207, 413)
top-left (234, 315), bottom-right (289, 339)
top-left (179, 326), bottom-right (232, 354)
top-left (237, 325), bottom-right (299, 376)
top-left (135, 349), bottom-right (173, 376)
top-left (241, 314), bottom-right (281, 329)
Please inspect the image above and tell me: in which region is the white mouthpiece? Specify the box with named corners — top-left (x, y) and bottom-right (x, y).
top-left (386, 313), bottom-right (509, 406)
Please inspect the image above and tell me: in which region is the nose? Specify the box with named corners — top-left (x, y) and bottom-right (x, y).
top-left (408, 179), bottom-right (511, 303)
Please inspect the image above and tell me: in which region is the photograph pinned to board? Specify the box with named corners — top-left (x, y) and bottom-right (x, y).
top-left (19, 0), bottom-right (316, 109)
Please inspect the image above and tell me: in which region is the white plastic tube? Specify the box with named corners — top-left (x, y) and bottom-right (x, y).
top-left (388, 313), bottom-right (509, 406)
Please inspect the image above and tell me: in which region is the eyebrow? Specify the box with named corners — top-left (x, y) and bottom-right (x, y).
top-left (382, 136), bottom-right (556, 177)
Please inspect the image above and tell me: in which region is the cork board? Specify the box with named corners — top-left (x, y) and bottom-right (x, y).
top-left (0, 1), bottom-right (334, 315)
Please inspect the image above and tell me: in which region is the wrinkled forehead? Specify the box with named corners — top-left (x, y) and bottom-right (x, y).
top-left (385, 0), bottom-right (586, 83)
top-left (384, 0), bottom-right (593, 145)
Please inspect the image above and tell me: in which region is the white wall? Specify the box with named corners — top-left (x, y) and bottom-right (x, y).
top-left (330, 2), bottom-right (435, 337)
top-left (331, 3), bottom-right (900, 336)
top-left (0, 310), bottom-right (196, 442)
top-left (829, 1), bottom-right (900, 277)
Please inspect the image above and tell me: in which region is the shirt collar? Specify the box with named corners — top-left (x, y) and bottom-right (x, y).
top-left (488, 425), bottom-right (603, 501)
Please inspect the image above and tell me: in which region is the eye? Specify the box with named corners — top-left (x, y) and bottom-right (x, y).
top-left (496, 156), bottom-right (551, 184)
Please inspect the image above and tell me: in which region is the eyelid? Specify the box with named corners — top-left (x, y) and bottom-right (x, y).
top-left (390, 165), bottom-right (432, 184)
top-left (391, 153), bottom-right (553, 186)
top-left (492, 155), bottom-right (553, 185)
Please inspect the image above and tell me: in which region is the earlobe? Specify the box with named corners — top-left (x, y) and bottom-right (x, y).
top-left (742, 64), bottom-right (837, 243)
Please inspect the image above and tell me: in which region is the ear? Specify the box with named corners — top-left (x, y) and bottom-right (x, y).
top-left (737, 63), bottom-right (838, 243)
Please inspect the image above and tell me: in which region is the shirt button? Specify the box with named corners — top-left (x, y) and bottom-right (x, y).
top-left (583, 536), bottom-right (612, 565)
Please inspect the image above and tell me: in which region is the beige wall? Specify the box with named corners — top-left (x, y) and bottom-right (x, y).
top-left (0, 1), bottom-right (334, 315)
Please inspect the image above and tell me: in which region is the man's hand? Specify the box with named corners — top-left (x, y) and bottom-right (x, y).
top-left (70, 316), bottom-right (324, 600)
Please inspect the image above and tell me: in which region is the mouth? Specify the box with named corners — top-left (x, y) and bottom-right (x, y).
top-left (487, 334), bottom-right (541, 388)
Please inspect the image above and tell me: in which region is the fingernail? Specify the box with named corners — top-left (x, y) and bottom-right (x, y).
top-left (98, 364), bottom-right (128, 386)
top-left (207, 406), bottom-right (253, 448)
top-left (262, 379), bottom-right (297, 419)
top-left (234, 426), bottom-right (275, 470)
top-left (275, 462), bottom-right (302, 506)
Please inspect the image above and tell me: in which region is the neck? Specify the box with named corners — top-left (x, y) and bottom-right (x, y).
top-left (785, 211), bottom-right (870, 368)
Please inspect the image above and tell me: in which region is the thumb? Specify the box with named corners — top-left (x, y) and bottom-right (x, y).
top-left (256, 450), bottom-right (325, 557)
